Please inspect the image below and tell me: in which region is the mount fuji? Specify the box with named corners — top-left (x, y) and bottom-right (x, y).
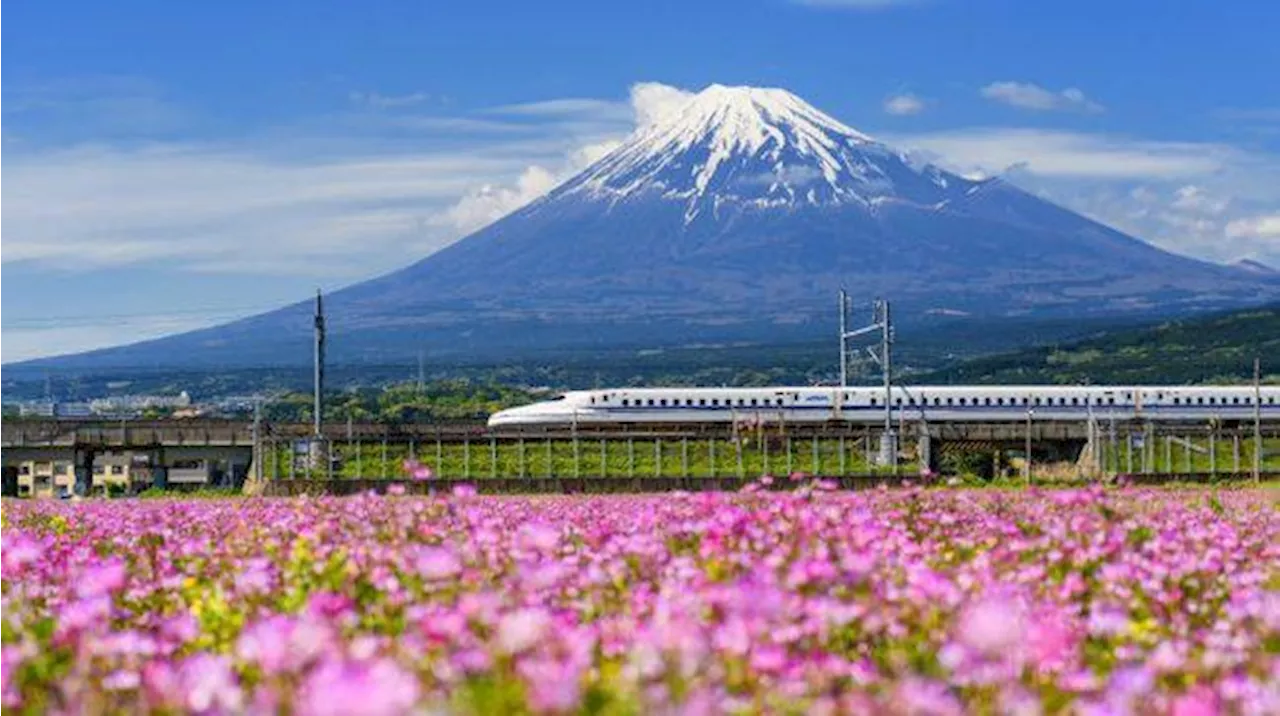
top-left (17, 84), bottom-right (1279, 371)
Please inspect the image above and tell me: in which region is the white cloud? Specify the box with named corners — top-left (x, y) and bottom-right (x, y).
top-left (883, 93), bottom-right (925, 116)
top-left (1226, 214), bottom-right (1280, 240)
top-left (980, 81), bottom-right (1104, 113)
top-left (889, 126), bottom-right (1280, 267)
top-left (629, 82), bottom-right (696, 128)
top-left (485, 98), bottom-right (632, 120)
top-left (432, 165), bottom-right (561, 234)
top-left (892, 128), bottom-right (1228, 179)
top-left (429, 85), bottom-right (680, 234)
top-left (2, 314), bottom-right (241, 363)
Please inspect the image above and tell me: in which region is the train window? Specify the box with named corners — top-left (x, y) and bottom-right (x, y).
top-left (959, 398), bottom-right (967, 406)
top-left (622, 399), bottom-right (630, 406)
top-left (1208, 397), bottom-right (1216, 405)
top-left (895, 398), bottom-right (903, 406)
top-left (984, 397), bottom-right (992, 406)
top-left (1232, 397), bottom-right (1240, 405)
top-left (997, 398), bottom-right (1004, 406)
top-left (775, 398), bottom-right (783, 406)
top-left (750, 398), bottom-right (758, 406)
top-left (946, 398), bottom-right (954, 406)
top-left (1108, 397), bottom-right (1115, 405)
top-left (711, 399), bottom-right (719, 406)
top-left (1071, 397), bottom-right (1078, 406)
top-left (934, 397), bottom-right (942, 406)
top-left (699, 399), bottom-right (706, 406)
top-left (908, 397), bottom-right (916, 406)
top-left (1034, 397), bottom-right (1042, 406)
top-left (646, 399), bottom-right (654, 406)
top-left (870, 398), bottom-right (878, 406)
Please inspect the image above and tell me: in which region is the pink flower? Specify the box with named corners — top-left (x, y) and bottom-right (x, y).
top-left (415, 546), bottom-right (462, 581)
top-left (1171, 687), bottom-right (1220, 716)
top-left (497, 608), bottom-right (552, 654)
top-left (957, 596), bottom-right (1025, 655)
top-left (452, 484), bottom-right (477, 498)
top-left (76, 559), bottom-right (127, 598)
top-left (519, 523), bottom-right (560, 552)
top-left (297, 658), bottom-right (420, 716)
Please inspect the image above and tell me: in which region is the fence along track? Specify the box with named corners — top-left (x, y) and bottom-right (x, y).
top-left (259, 472), bottom-right (1280, 497)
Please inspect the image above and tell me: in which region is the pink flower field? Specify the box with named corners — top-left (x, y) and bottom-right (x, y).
top-left (3, 485), bottom-right (1278, 715)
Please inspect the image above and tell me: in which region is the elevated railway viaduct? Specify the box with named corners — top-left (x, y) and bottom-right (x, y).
top-left (3, 416), bottom-right (1277, 495)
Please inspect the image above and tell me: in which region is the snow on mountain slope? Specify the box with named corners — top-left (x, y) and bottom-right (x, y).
top-left (558, 84), bottom-right (970, 220)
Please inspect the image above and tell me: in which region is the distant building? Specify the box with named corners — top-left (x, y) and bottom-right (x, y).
top-left (18, 401), bottom-right (56, 418)
top-left (15, 459), bottom-right (75, 498)
top-left (54, 403), bottom-right (93, 418)
top-left (89, 392), bottom-right (192, 415)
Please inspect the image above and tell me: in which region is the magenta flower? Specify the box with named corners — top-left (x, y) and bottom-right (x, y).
top-left (297, 658), bottom-right (419, 716)
top-left (76, 558), bottom-right (127, 598)
top-left (414, 546), bottom-right (462, 581)
top-left (497, 608), bottom-right (552, 655)
top-left (957, 595), bottom-right (1025, 655)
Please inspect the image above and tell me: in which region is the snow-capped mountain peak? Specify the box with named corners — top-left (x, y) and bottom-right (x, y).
top-left (561, 84), bottom-right (963, 218)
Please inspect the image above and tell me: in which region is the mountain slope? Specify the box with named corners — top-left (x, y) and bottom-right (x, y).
top-left (13, 84), bottom-right (1279, 372)
top-left (919, 304), bottom-right (1280, 385)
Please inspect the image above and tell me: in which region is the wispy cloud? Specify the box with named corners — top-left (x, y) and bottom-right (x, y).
top-left (883, 93), bottom-right (926, 116)
top-left (1226, 213), bottom-right (1280, 240)
top-left (1, 81), bottom-right (650, 278)
top-left (2, 75), bottom-right (192, 141)
top-left (980, 81), bottom-right (1104, 113)
top-left (485, 98), bottom-right (632, 120)
top-left (348, 90), bottom-right (432, 109)
top-left (892, 128), bottom-right (1227, 179)
top-left (889, 126), bottom-right (1280, 267)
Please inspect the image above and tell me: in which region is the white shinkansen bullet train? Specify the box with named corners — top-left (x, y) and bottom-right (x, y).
top-left (487, 385), bottom-right (1280, 429)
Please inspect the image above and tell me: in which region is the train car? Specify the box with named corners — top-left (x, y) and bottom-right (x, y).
top-left (487, 385), bottom-right (1280, 428)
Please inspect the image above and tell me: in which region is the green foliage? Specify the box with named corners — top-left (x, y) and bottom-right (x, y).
top-left (279, 380), bottom-right (544, 424)
top-left (922, 305), bottom-right (1280, 385)
top-left (265, 436), bottom-right (918, 480)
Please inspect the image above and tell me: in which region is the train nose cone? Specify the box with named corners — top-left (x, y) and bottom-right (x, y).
top-left (487, 408), bottom-right (517, 427)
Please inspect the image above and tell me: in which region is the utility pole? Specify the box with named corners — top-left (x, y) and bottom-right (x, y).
top-left (313, 290), bottom-right (327, 477)
top-left (314, 289), bottom-right (326, 439)
top-left (252, 397), bottom-right (263, 483)
top-left (1025, 407), bottom-right (1034, 485)
top-left (838, 293), bottom-right (895, 467)
top-left (877, 299), bottom-right (895, 469)
top-left (1254, 357), bottom-right (1263, 485)
top-left (417, 350), bottom-right (426, 394)
top-left (838, 289), bottom-right (849, 388)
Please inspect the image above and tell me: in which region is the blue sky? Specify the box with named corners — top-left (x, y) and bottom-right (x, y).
top-left (4, 0), bottom-right (1279, 362)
